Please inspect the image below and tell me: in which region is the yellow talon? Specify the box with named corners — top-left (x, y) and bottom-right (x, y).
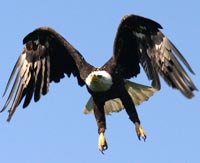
top-left (98, 132), bottom-right (108, 153)
top-left (135, 122), bottom-right (146, 141)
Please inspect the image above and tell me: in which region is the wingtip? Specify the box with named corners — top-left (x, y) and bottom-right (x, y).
top-left (6, 117), bottom-right (11, 122)
top-left (6, 115), bottom-right (12, 122)
top-left (185, 93), bottom-right (195, 99)
top-left (0, 107), bottom-right (6, 113)
top-left (6, 109), bottom-right (14, 122)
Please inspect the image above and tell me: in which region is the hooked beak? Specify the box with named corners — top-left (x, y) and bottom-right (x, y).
top-left (91, 74), bottom-right (97, 83)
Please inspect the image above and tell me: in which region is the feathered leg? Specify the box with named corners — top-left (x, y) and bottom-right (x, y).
top-left (120, 89), bottom-right (146, 141)
top-left (93, 100), bottom-right (108, 153)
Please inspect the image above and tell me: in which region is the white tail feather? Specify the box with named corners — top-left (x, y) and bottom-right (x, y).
top-left (83, 80), bottom-right (157, 115)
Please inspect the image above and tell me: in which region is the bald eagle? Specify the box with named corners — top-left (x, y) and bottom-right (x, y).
top-left (1, 14), bottom-right (197, 152)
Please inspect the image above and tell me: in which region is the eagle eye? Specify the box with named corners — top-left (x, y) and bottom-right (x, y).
top-left (97, 75), bottom-right (103, 78)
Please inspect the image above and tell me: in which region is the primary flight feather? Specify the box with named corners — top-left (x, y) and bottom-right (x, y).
top-left (2, 14), bottom-right (197, 152)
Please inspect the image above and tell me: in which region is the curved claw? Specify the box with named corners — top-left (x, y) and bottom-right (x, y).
top-left (98, 132), bottom-right (108, 153)
top-left (135, 122), bottom-right (147, 141)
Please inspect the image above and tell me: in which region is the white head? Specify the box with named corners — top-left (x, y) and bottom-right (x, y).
top-left (85, 70), bottom-right (113, 92)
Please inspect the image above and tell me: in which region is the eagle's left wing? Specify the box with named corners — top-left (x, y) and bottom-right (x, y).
top-left (112, 14), bottom-right (197, 98)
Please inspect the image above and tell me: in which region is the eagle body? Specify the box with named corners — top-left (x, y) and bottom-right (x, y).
top-left (2, 14), bottom-right (197, 152)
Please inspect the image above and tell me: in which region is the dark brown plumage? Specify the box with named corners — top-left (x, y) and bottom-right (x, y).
top-left (2, 14), bottom-right (197, 152)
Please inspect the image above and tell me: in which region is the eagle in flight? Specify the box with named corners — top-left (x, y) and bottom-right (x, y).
top-left (2, 14), bottom-right (197, 152)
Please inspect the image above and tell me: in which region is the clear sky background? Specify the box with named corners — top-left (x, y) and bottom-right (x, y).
top-left (0, 0), bottom-right (199, 163)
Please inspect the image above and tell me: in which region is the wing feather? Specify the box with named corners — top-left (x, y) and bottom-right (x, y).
top-left (7, 78), bottom-right (24, 121)
top-left (34, 59), bottom-right (43, 102)
top-left (1, 71), bottom-right (21, 112)
top-left (42, 55), bottom-right (50, 95)
top-left (22, 70), bottom-right (34, 108)
top-left (3, 52), bottom-right (26, 97)
top-left (112, 14), bottom-right (197, 98)
top-left (2, 27), bottom-right (88, 121)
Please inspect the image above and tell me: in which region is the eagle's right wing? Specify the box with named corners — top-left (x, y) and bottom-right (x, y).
top-left (2, 27), bottom-right (86, 121)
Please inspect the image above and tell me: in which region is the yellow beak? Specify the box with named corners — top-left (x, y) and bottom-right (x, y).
top-left (91, 74), bottom-right (97, 82)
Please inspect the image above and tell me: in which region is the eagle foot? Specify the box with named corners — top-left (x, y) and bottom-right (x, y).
top-left (98, 132), bottom-right (108, 153)
top-left (135, 122), bottom-right (146, 141)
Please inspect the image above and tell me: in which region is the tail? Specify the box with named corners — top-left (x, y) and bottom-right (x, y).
top-left (83, 80), bottom-right (157, 115)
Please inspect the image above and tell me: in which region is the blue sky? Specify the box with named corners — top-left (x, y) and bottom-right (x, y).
top-left (0, 0), bottom-right (199, 163)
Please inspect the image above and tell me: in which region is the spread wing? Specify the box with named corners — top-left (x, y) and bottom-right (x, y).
top-left (2, 27), bottom-right (87, 121)
top-left (111, 14), bottom-right (197, 98)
